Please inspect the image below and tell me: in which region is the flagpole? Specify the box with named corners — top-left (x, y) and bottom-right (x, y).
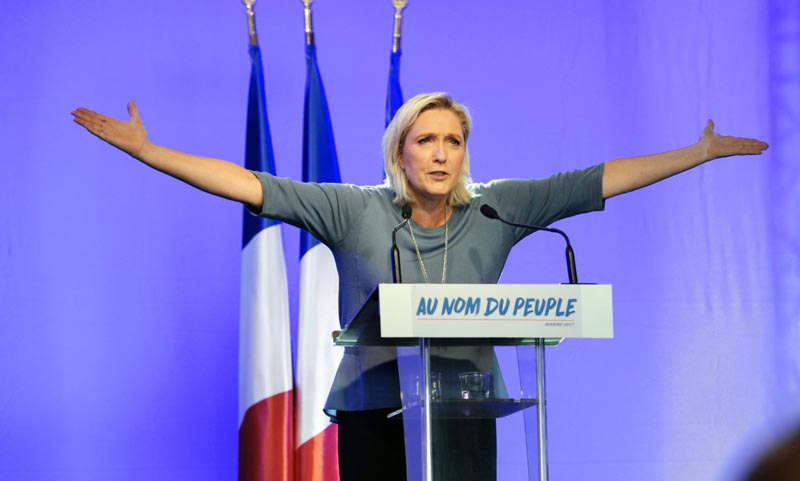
top-left (243, 0), bottom-right (258, 46)
top-left (392, 0), bottom-right (408, 53)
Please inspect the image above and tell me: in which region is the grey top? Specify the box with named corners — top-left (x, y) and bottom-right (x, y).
top-left (253, 164), bottom-right (605, 414)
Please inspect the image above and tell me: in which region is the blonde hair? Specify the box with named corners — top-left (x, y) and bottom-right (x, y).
top-left (383, 92), bottom-right (474, 206)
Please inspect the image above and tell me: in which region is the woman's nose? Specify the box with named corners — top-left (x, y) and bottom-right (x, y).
top-left (433, 142), bottom-right (447, 163)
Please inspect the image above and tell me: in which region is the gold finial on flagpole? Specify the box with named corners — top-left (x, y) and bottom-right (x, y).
top-left (302, 0), bottom-right (314, 46)
top-left (392, 0), bottom-right (408, 53)
top-left (242, 0), bottom-right (258, 46)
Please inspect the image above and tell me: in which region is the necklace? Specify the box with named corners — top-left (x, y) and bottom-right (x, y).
top-left (407, 204), bottom-right (449, 284)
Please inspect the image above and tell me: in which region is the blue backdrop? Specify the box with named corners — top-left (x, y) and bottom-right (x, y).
top-left (1, 0), bottom-right (798, 480)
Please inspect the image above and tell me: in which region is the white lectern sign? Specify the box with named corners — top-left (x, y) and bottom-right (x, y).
top-left (379, 283), bottom-right (613, 339)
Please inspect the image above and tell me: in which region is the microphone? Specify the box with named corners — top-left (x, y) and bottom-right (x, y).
top-left (391, 204), bottom-right (413, 283)
top-left (480, 204), bottom-right (579, 284)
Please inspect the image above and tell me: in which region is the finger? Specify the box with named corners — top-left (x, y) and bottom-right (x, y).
top-left (725, 135), bottom-right (767, 146)
top-left (71, 112), bottom-right (100, 131)
top-left (127, 100), bottom-right (140, 122)
top-left (72, 106), bottom-right (116, 133)
top-left (72, 116), bottom-right (108, 139)
top-left (725, 136), bottom-right (769, 154)
top-left (71, 107), bottom-right (112, 126)
top-left (701, 119), bottom-right (715, 138)
top-left (744, 140), bottom-right (769, 153)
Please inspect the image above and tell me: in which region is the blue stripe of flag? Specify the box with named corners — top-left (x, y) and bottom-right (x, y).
top-left (243, 44), bottom-right (279, 249)
top-left (301, 44), bottom-right (341, 257)
top-left (385, 49), bottom-right (404, 127)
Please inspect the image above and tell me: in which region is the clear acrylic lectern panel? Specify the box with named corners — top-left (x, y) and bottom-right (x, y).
top-left (393, 340), bottom-right (544, 481)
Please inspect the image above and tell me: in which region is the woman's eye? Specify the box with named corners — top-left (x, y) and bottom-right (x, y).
top-left (418, 137), bottom-right (431, 144)
top-left (448, 137), bottom-right (461, 146)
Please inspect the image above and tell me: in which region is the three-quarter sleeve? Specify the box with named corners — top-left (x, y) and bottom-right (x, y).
top-left (250, 171), bottom-right (372, 248)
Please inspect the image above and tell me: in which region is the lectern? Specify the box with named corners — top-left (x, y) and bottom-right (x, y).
top-left (335, 283), bottom-right (613, 481)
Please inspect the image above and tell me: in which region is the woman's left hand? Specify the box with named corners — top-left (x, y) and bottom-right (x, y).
top-left (699, 120), bottom-right (769, 161)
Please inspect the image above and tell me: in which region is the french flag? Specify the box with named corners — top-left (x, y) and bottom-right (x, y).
top-left (238, 43), bottom-right (294, 481)
top-left (295, 42), bottom-right (343, 481)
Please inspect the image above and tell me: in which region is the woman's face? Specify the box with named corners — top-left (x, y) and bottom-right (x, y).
top-left (399, 108), bottom-right (465, 205)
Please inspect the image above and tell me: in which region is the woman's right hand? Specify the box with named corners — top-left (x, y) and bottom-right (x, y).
top-left (72, 100), bottom-right (147, 158)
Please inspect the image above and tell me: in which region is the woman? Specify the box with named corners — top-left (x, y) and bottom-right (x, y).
top-left (72, 92), bottom-right (768, 480)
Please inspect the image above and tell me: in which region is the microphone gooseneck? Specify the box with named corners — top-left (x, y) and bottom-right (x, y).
top-left (480, 203), bottom-right (578, 284)
top-left (391, 204), bottom-right (413, 283)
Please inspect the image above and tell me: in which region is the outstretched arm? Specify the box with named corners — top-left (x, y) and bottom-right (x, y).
top-left (602, 120), bottom-right (768, 199)
top-left (71, 101), bottom-right (263, 209)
